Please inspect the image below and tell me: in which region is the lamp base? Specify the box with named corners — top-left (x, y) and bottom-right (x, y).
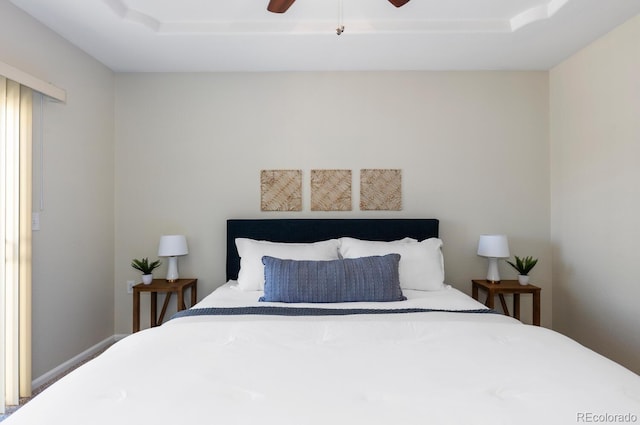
top-left (486, 257), bottom-right (501, 283)
top-left (165, 256), bottom-right (179, 282)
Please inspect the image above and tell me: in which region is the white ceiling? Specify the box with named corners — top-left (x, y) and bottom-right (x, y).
top-left (9, 0), bottom-right (640, 72)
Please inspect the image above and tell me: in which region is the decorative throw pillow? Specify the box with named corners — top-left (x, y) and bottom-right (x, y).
top-left (260, 254), bottom-right (406, 303)
top-left (235, 238), bottom-right (341, 291)
top-left (339, 237), bottom-right (445, 291)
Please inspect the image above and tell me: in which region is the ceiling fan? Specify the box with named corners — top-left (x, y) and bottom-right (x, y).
top-left (267, 0), bottom-right (410, 13)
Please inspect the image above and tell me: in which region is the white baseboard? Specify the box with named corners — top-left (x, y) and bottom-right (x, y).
top-left (32, 334), bottom-right (129, 390)
top-left (113, 333), bottom-right (129, 342)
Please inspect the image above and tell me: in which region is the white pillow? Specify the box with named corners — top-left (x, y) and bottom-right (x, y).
top-left (235, 238), bottom-right (341, 291)
top-left (339, 237), bottom-right (445, 291)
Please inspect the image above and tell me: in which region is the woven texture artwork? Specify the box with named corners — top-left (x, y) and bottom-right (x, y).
top-left (260, 170), bottom-right (302, 211)
top-left (360, 169), bottom-right (402, 211)
top-left (311, 169), bottom-right (352, 211)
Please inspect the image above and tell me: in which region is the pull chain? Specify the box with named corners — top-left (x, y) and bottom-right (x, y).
top-left (336, 0), bottom-right (344, 35)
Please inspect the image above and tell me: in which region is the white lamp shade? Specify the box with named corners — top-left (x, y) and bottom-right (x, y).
top-left (477, 235), bottom-right (510, 258)
top-left (158, 235), bottom-right (189, 257)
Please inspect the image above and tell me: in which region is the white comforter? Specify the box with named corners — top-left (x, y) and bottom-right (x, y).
top-left (6, 283), bottom-right (640, 425)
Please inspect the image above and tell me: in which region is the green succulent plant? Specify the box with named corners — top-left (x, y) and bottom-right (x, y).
top-left (131, 257), bottom-right (162, 275)
top-left (506, 255), bottom-right (538, 276)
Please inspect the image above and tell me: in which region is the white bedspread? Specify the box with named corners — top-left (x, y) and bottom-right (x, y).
top-left (6, 283), bottom-right (640, 425)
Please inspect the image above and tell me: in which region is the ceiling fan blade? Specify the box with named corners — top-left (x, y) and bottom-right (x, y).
top-left (267, 0), bottom-right (297, 13)
top-left (388, 0), bottom-right (410, 7)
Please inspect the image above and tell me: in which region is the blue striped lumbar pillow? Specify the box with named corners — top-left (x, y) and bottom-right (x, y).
top-left (259, 254), bottom-right (406, 303)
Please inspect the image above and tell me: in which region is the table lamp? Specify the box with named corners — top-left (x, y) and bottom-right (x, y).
top-left (477, 234), bottom-right (510, 283)
top-left (158, 235), bottom-right (189, 282)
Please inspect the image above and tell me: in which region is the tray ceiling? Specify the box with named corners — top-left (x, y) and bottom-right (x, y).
top-left (9, 0), bottom-right (640, 72)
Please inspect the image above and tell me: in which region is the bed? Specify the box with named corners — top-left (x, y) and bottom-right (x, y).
top-left (5, 219), bottom-right (640, 424)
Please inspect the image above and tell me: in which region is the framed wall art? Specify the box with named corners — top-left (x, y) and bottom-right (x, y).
top-left (310, 169), bottom-right (352, 211)
top-left (260, 169), bottom-right (302, 211)
top-left (360, 169), bottom-right (402, 211)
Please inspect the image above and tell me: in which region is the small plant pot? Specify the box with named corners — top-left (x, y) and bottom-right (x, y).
top-left (142, 274), bottom-right (153, 285)
top-left (517, 275), bottom-right (530, 286)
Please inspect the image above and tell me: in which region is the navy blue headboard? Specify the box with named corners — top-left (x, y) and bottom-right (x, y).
top-left (226, 218), bottom-right (439, 281)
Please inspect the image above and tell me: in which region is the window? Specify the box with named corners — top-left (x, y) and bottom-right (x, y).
top-left (1, 76), bottom-right (33, 412)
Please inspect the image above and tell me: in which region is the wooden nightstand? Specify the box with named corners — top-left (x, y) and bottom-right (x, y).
top-left (471, 279), bottom-right (541, 326)
top-left (132, 278), bottom-right (197, 333)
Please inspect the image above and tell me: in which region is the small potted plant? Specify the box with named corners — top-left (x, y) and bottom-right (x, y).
top-left (131, 257), bottom-right (162, 285)
top-left (506, 255), bottom-right (538, 285)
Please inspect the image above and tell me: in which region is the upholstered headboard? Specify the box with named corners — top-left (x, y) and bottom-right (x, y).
top-left (226, 218), bottom-right (439, 281)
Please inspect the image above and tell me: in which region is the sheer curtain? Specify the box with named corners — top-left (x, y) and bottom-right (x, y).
top-left (1, 76), bottom-right (33, 413)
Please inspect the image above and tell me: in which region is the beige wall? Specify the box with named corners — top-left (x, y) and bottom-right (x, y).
top-left (4, 0), bottom-right (638, 385)
top-left (550, 15), bottom-right (640, 373)
top-left (0, 2), bottom-right (115, 378)
top-left (114, 71), bottom-right (551, 333)
top-left (2, 1), bottom-right (556, 378)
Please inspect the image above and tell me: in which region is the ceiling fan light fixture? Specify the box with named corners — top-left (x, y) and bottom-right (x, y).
top-left (267, 0), bottom-right (410, 14)
top-left (388, 0), bottom-right (410, 7)
top-left (267, 0), bottom-right (297, 13)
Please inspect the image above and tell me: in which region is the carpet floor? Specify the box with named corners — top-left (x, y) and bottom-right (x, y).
top-left (0, 344), bottom-right (113, 422)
